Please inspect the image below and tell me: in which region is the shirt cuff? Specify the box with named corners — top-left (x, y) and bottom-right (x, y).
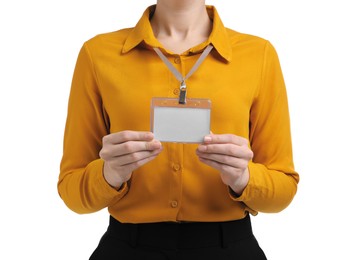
top-left (90, 159), bottom-right (129, 202)
top-left (228, 161), bottom-right (259, 203)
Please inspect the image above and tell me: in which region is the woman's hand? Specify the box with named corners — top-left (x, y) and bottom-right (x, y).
top-left (196, 134), bottom-right (253, 195)
top-left (99, 131), bottom-right (163, 189)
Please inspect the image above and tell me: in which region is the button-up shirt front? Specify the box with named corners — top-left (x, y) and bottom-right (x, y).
top-left (58, 5), bottom-right (299, 223)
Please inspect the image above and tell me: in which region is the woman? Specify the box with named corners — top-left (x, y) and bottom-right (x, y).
top-left (58, 0), bottom-right (299, 259)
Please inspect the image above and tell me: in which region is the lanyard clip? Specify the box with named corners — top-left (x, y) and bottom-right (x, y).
top-left (179, 81), bottom-right (187, 104)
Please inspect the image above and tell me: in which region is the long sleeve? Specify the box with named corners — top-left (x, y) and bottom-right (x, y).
top-left (57, 43), bottom-right (128, 214)
top-left (57, 6), bottom-right (299, 222)
top-left (233, 41), bottom-right (299, 213)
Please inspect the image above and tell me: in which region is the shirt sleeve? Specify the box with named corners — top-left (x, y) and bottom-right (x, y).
top-left (231, 41), bottom-right (299, 213)
top-left (57, 43), bottom-right (128, 214)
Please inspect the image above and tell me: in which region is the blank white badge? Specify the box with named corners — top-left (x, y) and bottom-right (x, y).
top-left (151, 98), bottom-right (211, 143)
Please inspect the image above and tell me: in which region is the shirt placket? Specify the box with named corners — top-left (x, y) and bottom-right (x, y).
top-left (166, 54), bottom-right (185, 220)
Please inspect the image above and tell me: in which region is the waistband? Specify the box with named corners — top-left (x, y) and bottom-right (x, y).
top-left (107, 215), bottom-right (253, 249)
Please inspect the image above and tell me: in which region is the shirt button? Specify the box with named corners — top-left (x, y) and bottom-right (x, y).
top-left (173, 164), bottom-right (181, 171)
top-left (174, 57), bottom-right (181, 64)
top-left (171, 201), bottom-right (178, 208)
top-left (173, 88), bottom-right (180, 95)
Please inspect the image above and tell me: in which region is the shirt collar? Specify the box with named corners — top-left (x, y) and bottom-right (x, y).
top-left (122, 5), bottom-right (233, 62)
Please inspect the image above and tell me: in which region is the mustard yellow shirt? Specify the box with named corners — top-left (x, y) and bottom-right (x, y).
top-left (58, 5), bottom-right (299, 223)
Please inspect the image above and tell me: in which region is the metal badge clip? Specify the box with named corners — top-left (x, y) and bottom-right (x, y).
top-left (179, 81), bottom-right (187, 104)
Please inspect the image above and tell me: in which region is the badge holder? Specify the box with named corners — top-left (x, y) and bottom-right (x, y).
top-left (151, 44), bottom-right (213, 143)
top-left (151, 97), bottom-right (211, 143)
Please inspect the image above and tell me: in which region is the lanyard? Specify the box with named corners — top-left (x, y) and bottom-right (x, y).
top-left (153, 44), bottom-right (213, 104)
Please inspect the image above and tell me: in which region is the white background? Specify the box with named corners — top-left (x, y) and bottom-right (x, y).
top-left (1, 0), bottom-right (355, 259)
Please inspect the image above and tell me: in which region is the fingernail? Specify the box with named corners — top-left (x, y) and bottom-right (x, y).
top-left (197, 145), bottom-right (207, 152)
top-left (146, 132), bottom-right (154, 139)
top-left (204, 136), bottom-right (212, 143)
top-left (151, 140), bottom-right (161, 148)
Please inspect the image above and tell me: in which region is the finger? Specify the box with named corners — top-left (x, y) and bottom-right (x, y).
top-left (100, 140), bottom-right (161, 159)
top-left (197, 143), bottom-right (253, 159)
top-left (103, 131), bottom-right (154, 145)
top-left (196, 152), bottom-right (249, 169)
top-left (198, 157), bottom-right (235, 174)
top-left (117, 140), bottom-right (162, 155)
top-left (203, 134), bottom-right (249, 146)
top-left (111, 148), bottom-right (163, 166)
top-left (121, 152), bottom-right (162, 173)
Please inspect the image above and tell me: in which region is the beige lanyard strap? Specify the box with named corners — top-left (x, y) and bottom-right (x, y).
top-left (153, 44), bottom-right (213, 104)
